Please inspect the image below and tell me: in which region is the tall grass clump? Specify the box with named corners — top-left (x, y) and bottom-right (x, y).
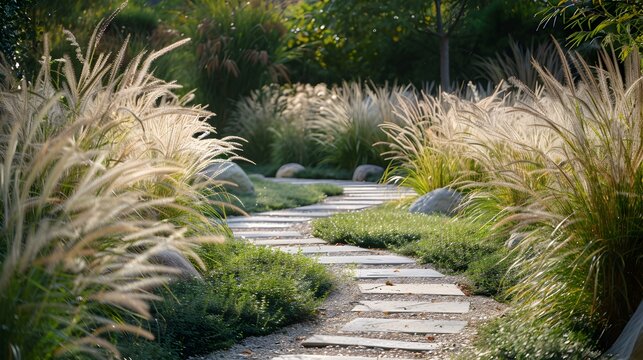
top-left (313, 82), bottom-right (412, 170)
top-left (474, 40), bottom-right (565, 90)
top-left (0, 19), bottom-right (238, 359)
top-left (229, 83), bottom-right (329, 166)
top-left (379, 89), bottom-right (487, 194)
top-left (467, 47), bottom-right (643, 352)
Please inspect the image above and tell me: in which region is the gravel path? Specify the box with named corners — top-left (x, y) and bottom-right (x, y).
top-left (200, 180), bottom-right (506, 360)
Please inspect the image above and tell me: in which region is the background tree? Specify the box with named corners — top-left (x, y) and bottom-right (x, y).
top-left (541, 0), bottom-right (643, 60)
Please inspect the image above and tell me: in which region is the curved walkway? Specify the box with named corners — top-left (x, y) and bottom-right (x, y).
top-left (211, 179), bottom-right (502, 360)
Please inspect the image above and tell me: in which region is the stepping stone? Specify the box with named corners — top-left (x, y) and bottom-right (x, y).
top-left (227, 216), bottom-right (311, 223)
top-left (295, 204), bottom-right (370, 211)
top-left (351, 300), bottom-right (470, 313)
top-left (261, 211), bottom-right (339, 218)
top-left (323, 200), bottom-right (384, 205)
top-left (341, 318), bottom-right (467, 334)
top-left (352, 268), bottom-right (443, 279)
top-left (317, 255), bottom-right (415, 265)
top-left (227, 222), bottom-right (293, 229)
top-left (233, 231), bottom-right (302, 239)
top-left (302, 334), bottom-right (438, 351)
top-left (251, 238), bottom-right (327, 246)
top-left (358, 283), bottom-right (464, 296)
top-left (277, 245), bottom-right (369, 254)
top-left (273, 356), bottom-right (415, 360)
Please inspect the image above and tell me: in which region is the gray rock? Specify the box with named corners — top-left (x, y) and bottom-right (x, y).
top-left (506, 232), bottom-right (527, 248)
top-left (408, 188), bottom-right (462, 216)
top-left (352, 164), bottom-right (384, 182)
top-left (201, 162), bottom-right (255, 194)
top-left (276, 163), bottom-right (305, 178)
top-left (149, 249), bottom-right (202, 281)
top-left (607, 301), bottom-right (643, 360)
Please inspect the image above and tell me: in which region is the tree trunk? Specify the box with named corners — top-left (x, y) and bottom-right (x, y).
top-left (434, 0), bottom-right (450, 91)
top-left (439, 35), bottom-right (450, 91)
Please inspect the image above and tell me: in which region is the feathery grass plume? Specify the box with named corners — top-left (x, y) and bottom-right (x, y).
top-left (379, 88), bottom-right (492, 194)
top-left (312, 81), bottom-right (412, 170)
top-left (0, 20), bottom-right (237, 359)
top-left (471, 47), bottom-right (643, 348)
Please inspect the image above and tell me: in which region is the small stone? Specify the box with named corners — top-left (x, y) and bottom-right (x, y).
top-left (352, 164), bottom-right (384, 182)
top-left (276, 163), bottom-right (305, 178)
top-left (201, 162), bottom-right (255, 194)
top-left (408, 187), bottom-right (463, 216)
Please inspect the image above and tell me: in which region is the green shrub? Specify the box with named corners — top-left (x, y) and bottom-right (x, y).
top-left (193, 0), bottom-right (294, 129)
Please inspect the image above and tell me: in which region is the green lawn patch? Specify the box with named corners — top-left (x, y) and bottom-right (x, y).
top-left (311, 207), bottom-right (512, 296)
top-left (231, 175), bottom-right (343, 214)
top-left (119, 240), bottom-right (334, 358)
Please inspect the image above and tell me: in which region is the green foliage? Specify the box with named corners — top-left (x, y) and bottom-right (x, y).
top-left (286, 0), bottom-right (563, 84)
top-left (120, 241), bottom-right (334, 357)
top-left (233, 175), bottom-right (343, 213)
top-left (194, 0), bottom-right (294, 129)
top-left (541, 0), bottom-right (643, 59)
top-left (465, 250), bottom-right (515, 297)
top-left (467, 313), bottom-right (601, 360)
top-left (0, 0), bottom-right (37, 79)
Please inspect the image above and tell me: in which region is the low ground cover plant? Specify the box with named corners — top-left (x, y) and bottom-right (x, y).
top-left (119, 241), bottom-right (334, 358)
top-left (232, 175), bottom-right (343, 214)
top-left (312, 206), bottom-right (510, 296)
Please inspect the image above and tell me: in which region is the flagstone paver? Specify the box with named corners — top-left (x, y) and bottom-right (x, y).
top-left (358, 283), bottom-right (465, 296)
top-left (295, 204), bottom-right (371, 211)
top-left (341, 318), bottom-right (467, 334)
top-left (233, 231), bottom-right (303, 239)
top-left (261, 210), bottom-right (341, 218)
top-left (351, 268), bottom-right (444, 278)
top-left (228, 222), bottom-right (293, 229)
top-left (227, 216), bottom-right (312, 223)
top-left (302, 334), bottom-right (439, 351)
top-left (273, 356), bottom-right (415, 360)
top-left (317, 255), bottom-right (415, 265)
top-left (351, 300), bottom-right (470, 313)
top-left (277, 245), bottom-right (370, 254)
top-left (322, 200), bottom-right (384, 205)
top-left (251, 238), bottom-right (327, 246)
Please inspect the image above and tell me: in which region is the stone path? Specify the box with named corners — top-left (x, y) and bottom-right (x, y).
top-left (222, 179), bottom-right (484, 360)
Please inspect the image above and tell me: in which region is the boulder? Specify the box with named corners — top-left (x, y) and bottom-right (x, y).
top-left (409, 188), bottom-right (463, 216)
top-left (201, 162), bottom-right (255, 194)
top-left (607, 301), bottom-right (643, 359)
top-left (276, 163), bottom-right (305, 178)
top-left (149, 249), bottom-right (202, 281)
top-left (352, 164), bottom-right (384, 182)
